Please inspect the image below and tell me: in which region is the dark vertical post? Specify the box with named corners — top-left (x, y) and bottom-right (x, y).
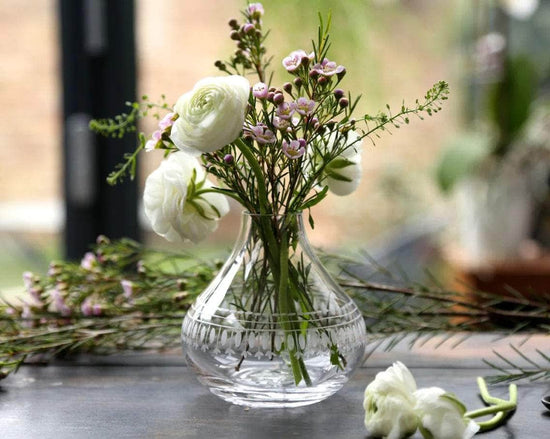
top-left (59, 0), bottom-right (139, 260)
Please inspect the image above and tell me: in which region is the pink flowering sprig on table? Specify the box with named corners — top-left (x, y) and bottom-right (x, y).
top-left (0, 237), bottom-right (219, 379)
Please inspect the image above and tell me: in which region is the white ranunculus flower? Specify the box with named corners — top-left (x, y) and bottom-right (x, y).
top-left (143, 151), bottom-right (229, 243)
top-left (170, 75), bottom-right (250, 155)
top-left (363, 361), bottom-right (418, 439)
top-left (323, 130), bottom-right (363, 196)
top-left (499, 0), bottom-right (539, 20)
top-left (414, 387), bottom-right (480, 439)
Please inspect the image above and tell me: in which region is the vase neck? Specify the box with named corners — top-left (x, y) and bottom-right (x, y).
top-left (234, 211), bottom-right (309, 250)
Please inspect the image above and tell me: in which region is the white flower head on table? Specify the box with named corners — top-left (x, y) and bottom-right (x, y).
top-left (363, 361), bottom-right (418, 439)
top-left (414, 387), bottom-right (479, 439)
top-left (364, 362), bottom-right (517, 439)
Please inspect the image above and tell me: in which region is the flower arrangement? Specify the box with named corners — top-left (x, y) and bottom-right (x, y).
top-left (90, 3), bottom-right (449, 393)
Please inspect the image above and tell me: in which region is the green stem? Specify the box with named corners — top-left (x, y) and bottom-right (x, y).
top-left (465, 377), bottom-right (517, 433)
top-left (277, 228), bottom-right (311, 386)
top-left (233, 138), bottom-right (279, 259)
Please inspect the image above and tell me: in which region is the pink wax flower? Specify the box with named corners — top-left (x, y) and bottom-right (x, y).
top-left (159, 112), bottom-right (176, 131)
top-left (282, 50), bottom-right (312, 72)
top-left (93, 304), bottom-right (102, 316)
top-left (51, 288), bottom-right (71, 317)
top-left (252, 82), bottom-right (269, 99)
top-left (247, 3), bottom-right (264, 19)
top-left (29, 287), bottom-right (43, 304)
top-left (295, 97), bottom-right (316, 116)
top-left (282, 139), bottom-right (306, 159)
top-left (22, 271), bottom-right (34, 291)
top-left (81, 252), bottom-right (98, 270)
top-left (245, 123), bottom-right (277, 144)
top-left (272, 116), bottom-right (291, 131)
top-left (145, 130), bottom-right (162, 152)
top-left (311, 58), bottom-right (345, 76)
top-left (121, 280), bottom-right (134, 299)
top-left (22, 304), bottom-right (33, 319)
top-left (81, 298), bottom-right (93, 316)
top-left (276, 102), bottom-right (296, 120)
top-left (242, 23), bottom-right (255, 34)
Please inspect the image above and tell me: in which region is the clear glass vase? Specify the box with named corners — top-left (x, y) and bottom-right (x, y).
top-left (181, 212), bottom-right (366, 407)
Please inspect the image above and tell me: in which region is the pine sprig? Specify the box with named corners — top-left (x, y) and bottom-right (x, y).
top-left (483, 346), bottom-right (550, 383)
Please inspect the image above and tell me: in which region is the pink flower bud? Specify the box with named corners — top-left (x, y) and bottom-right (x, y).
top-left (252, 82), bottom-right (269, 99)
top-left (273, 93), bottom-right (285, 105)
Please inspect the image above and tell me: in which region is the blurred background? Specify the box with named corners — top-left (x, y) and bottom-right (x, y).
top-left (1, 0), bottom-right (549, 295)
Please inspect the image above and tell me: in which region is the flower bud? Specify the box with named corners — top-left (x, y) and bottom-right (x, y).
top-left (230, 30), bottom-right (241, 41)
top-left (273, 93), bottom-right (285, 105)
top-left (317, 76), bottom-right (328, 86)
top-left (293, 77), bottom-right (303, 88)
top-left (173, 291), bottom-right (189, 302)
top-left (96, 235), bottom-right (109, 245)
top-left (309, 69), bottom-right (319, 79)
top-left (283, 82), bottom-right (293, 93)
top-left (337, 68), bottom-right (347, 80)
top-left (214, 60), bottom-right (226, 71)
top-left (333, 88), bottom-right (345, 100)
top-left (266, 91), bottom-right (275, 101)
top-left (228, 19), bottom-right (239, 30)
top-left (223, 154), bottom-right (234, 164)
top-left (242, 23), bottom-right (255, 34)
top-left (339, 98), bottom-right (349, 108)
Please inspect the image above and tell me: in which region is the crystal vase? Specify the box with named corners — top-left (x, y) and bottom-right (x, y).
top-left (181, 212), bottom-right (366, 408)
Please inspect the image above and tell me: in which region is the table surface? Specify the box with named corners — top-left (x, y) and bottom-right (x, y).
top-left (1, 334), bottom-right (549, 439)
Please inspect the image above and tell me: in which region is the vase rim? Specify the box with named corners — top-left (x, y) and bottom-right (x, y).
top-left (242, 210), bottom-right (303, 217)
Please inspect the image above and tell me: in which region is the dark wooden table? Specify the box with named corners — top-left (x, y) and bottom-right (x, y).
top-left (1, 334), bottom-right (549, 439)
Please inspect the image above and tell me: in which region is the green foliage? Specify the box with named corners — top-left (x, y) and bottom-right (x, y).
top-left (435, 132), bottom-right (491, 193)
top-left (488, 55), bottom-right (537, 156)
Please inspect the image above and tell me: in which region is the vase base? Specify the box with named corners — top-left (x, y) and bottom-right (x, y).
top-left (201, 375), bottom-right (348, 408)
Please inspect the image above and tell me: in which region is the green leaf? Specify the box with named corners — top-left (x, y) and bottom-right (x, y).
top-left (435, 132), bottom-right (491, 193)
top-left (326, 157), bottom-right (354, 170)
top-left (488, 55), bottom-right (536, 149)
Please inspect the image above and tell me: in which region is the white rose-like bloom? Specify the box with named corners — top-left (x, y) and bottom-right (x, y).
top-left (170, 75), bottom-right (250, 155)
top-left (414, 387), bottom-right (480, 439)
top-left (143, 152), bottom-right (229, 243)
top-left (499, 0), bottom-right (539, 20)
top-left (363, 361), bottom-right (418, 439)
top-left (323, 130), bottom-right (363, 196)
